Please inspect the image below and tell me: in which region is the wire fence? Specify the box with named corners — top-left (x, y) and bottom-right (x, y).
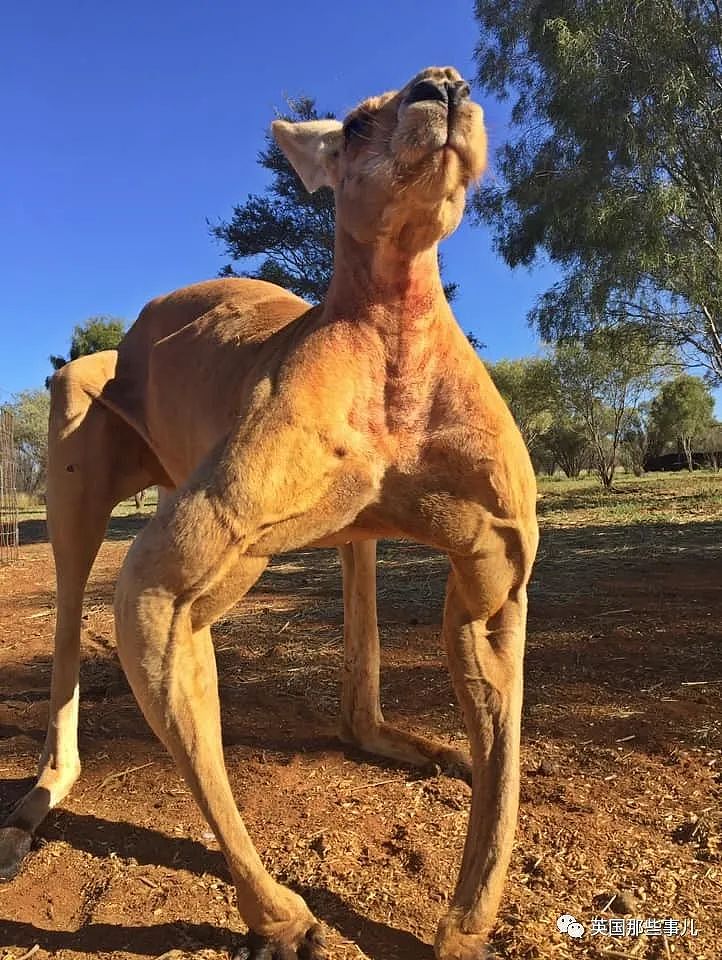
top-left (0, 409), bottom-right (19, 564)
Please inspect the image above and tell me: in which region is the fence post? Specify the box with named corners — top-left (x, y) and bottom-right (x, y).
top-left (0, 409), bottom-right (20, 564)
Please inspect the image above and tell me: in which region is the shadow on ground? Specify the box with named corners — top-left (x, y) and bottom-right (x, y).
top-left (19, 515), bottom-right (151, 547)
top-left (0, 804), bottom-right (432, 960)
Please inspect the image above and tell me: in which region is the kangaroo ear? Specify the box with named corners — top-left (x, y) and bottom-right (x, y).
top-left (272, 119), bottom-right (344, 193)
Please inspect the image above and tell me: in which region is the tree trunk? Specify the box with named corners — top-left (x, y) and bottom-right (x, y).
top-left (595, 452), bottom-right (614, 489)
top-left (681, 437), bottom-right (694, 472)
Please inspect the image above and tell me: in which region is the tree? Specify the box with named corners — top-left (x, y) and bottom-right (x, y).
top-left (649, 374), bottom-right (715, 470)
top-left (211, 98), bottom-right (463, 307)
top-left (212, 98), bottom-right (335, 302)
top-left (466, 332), bottom-right (486, 352)
top-left (473, 1), bottom-right (722, 380)
top-left (620, 403), bottom-right (660, 477)
top-left (48, 316), bottom-right (126, 386)
top-left (699, 421), bottom-right (722, 470)
top-left (486, 357), bottom-right (555, 451)
top-left (550, 327), bottom-right (667, 488)
top-left (541, 417), bottom-right (589, 478)
top-left (2, 390), bottom-right (51, 493)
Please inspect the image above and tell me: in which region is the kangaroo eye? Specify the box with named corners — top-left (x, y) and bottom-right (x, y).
top-left (344, 111), bottom-right (372, 145)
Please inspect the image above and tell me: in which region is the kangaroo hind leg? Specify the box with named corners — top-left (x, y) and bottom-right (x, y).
top-left (0, 353), bottom-right (160, 881)
top-left (339, 539), bottom-right (471, 783)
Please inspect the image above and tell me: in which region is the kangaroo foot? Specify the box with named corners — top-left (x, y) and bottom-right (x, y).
top-left (233, 924), bottom-right (326, 960)
top-left (0, 826), bottom-right (33, 882)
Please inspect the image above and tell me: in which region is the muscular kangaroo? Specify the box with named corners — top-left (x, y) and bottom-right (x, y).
top-left (0, 67), bottom-right (538, 959)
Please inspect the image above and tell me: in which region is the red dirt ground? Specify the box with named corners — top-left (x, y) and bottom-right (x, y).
top-left (1, 506), bottom-right (720, 960)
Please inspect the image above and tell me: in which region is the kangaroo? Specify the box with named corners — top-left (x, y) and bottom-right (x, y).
top-left (0, 66), bottom-right (538, 959)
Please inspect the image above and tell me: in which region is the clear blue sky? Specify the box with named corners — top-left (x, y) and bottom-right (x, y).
top-left (2, 2), bottom-right (719, 410)
top-left (0, 0), bottom-right (559, 402)
top-left (19, 0), bottom-right (722, 425)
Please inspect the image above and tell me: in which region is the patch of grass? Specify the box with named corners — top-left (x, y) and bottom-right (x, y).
top-left (537, 470), bottom-right (722, 528)
top-left (112, 488), bottom-right (159, 517)
top-left (15, 476), bottom-right (722, 537)
top-left (15, 488), bottom-right (160, 524)
top-left (16, 491), bottom-right (44, 511)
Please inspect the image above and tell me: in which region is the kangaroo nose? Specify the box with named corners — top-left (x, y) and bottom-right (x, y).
top-left (407, 78), bottom-right (448, 106)
top-left (407, 78), bottom-right (471, 107)
top-left (448, 80), bottom-right (471, 105)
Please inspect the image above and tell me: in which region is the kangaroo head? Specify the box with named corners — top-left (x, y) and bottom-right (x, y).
top-left (272, 67), bottom-right (487, 255)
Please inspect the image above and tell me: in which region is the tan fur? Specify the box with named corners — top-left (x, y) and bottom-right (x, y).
top-left (0, 67), bottom-right (538, 959)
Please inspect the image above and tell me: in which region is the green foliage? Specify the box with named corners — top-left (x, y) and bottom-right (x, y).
top-left (541, 417), bottom-right (589, 478)
top-left (486, 356), bottom-right (555, 448)
top-left (649, 374), bottom-right (715, 468)
top-left (699, 420), bottom-right (722, 469)
top-left (211, 98), bottom-right (462, 307)
top-left (466, 332), bottom-right (486, 352)
top-left (620, 404), bottom-right (658, 476)
top-left (2, 390), bottom-right (51, 493)
top-left (212, 98), bottom-right (336, 303)
top-left (473, 0), bottom-right (722, 379)
top-left (68, 316), bottom-right (125, 360)
top-left (48, 316), bottom-right (126, 386)
top-left (549, 327), bottom-right (669, 487)
top-left (485, 340), bottom-right (673, 483)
